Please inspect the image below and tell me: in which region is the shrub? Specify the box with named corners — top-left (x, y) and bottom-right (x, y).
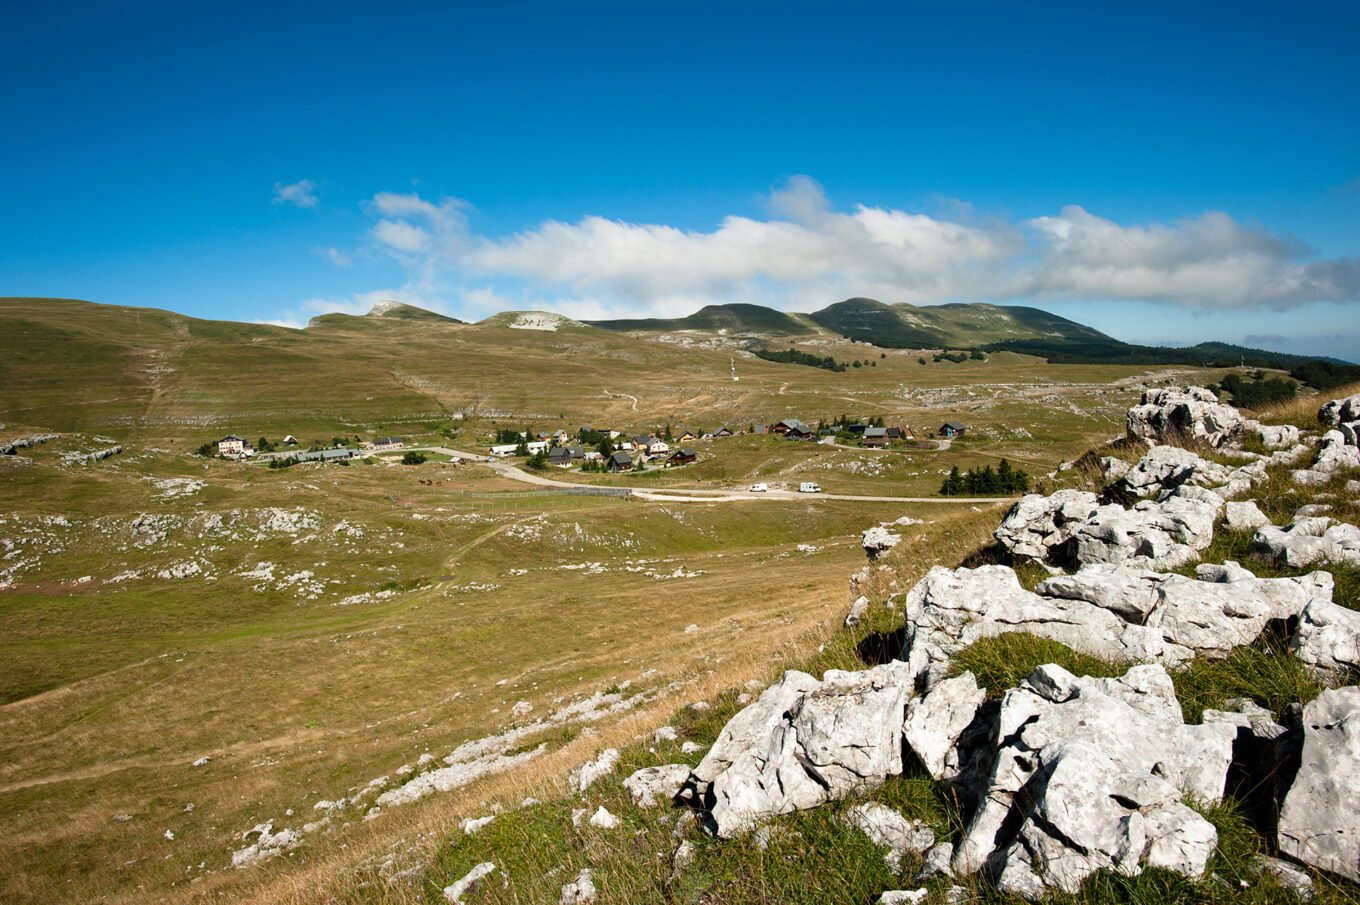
top-left (401, 451), bottom-right (427, 465)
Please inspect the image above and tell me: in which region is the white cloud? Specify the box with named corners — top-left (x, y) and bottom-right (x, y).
top-left (282, 175), bottom-right (1360, 326)
top-left (273, 179), bottom-right (319, 209)
top-left (314, 246), bottom-right (351, 267)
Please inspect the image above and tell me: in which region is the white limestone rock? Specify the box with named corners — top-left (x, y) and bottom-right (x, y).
top-left (588, 806), bottom-right (620, 829)
top-left (1291, 598), bottom-right (1360, 679)
top-left (876, 889), bottom-right (929, 905)
top-left (1126, 386), bottom-right (1245, 448)
top-left (1252, 516), bottom-right (1360, 568)
top-left (569, 748), bottom-right (620, 794)
top-left (861, 526), bottom-right (902, 560)
top-left (443, 861), bottom-right (496, 904)
top-left (623, 764), bottom-right (691, 808)
top-left (1244, 419), bottom-right (1303, 450)
top-left (845, 594), bottom-right (871, 627)
top-left (692, 663), bottom-right (911, 838)
top-left (1278, 686), bottom-right (1360, 883)
top-left (844, 802), bottom-right (935, 870)
top-left (902, 671), bottom-right (986, 781)
top-left (1318, 394), bottom-right (1360, 427)
top-left (1226, 500), bottom-right (1271, 531)
top-left (1115, 445), bottom-right (1231, 498)
top-left (1293, 430), bottom-right (1360, 485)
top-left (559, 867), bottom-right (597, 904)
top-left (994, 490), bottom-right (1101, 562)
top-left (952, 664), bottom-right (1229, 897)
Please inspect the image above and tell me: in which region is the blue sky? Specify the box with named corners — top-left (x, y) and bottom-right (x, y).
top-left (3, 1), bottom-right (1358, 357)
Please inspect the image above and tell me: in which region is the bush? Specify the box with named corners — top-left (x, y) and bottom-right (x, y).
top-left (401, 451), bottom-right (427, 465)
top-left (195, 442), bottom-right (216, 458)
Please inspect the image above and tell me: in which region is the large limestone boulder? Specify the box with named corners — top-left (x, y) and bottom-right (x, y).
top-left (1252, 516), bottom-right (1360, 568)
top-left (1071, 494), bottom-right (1219, 570)
top-left (994, 490), bottom-right (1101, 562)
top-left (902, 670), bottom-right (987, 781)
top-left (1126, 386), bottom-right (1245, 448)
top-left (1112, 445), bottom-right (1231, 499)
top-left (1291, 599), bottom-right (1360, 680)
top-left (1278, 686), bottom-right (1360, 883)
top-left (691, 662), bottom-right (911, 838)
top-left (952, 664), bottom-right (1233, 898)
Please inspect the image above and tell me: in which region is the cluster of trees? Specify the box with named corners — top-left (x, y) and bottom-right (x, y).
top-left (494, 426), bottom-right (532, 445)
top-left (753, 348), bottom-right (848, 371)
top-left (401, 451), bottom-right (427, 466)
top-left (933, 350), bottom-right (986, 364)
top-left (940, 459), bottom-right (1030, 496)
top-left (1290, 360), bottom-right (1360, 392)
top-left (1214, 372), bottom-right (1297, 408)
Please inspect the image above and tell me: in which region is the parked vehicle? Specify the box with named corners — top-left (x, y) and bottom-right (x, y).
top-left (799, 482), bottom-right (821, 493)
top-left (748, 482), bottom-right (769, 492)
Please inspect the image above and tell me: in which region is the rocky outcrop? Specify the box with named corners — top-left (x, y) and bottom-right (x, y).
top-left (0, 433), bottom-right (59, 455)
top-left (1126, 386), bottom-right (1245, 448)
top-left (1293, 430), bottom-right (1360, 486)
top-left (997, 474), bottom-right (1224, 570)
top-left (994, 490), bottom-right (1102, 563)
top-left (952, 664), bottom-right (1233, 896)
top-left (690, 663), bottom-right (910, 837)
top-left (902, 671), bottom-right (986, 781)
top-left (1252, 516), bottom-right (1360, 568)
top-left (1278, 686), bottom-right (1360, 883)
top-left (1225, 500), bottom-right (1271, 531)
top-left (900, 562), bottom-right (1332, 690)
top-left (1318, 394), bottom-right (1360, 427)
top-left (1244, 419), bottom-right (1302, 450)
top-left (1109, 445), bottom-right (1231, 499)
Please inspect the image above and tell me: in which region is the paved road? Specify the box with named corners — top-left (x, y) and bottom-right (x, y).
top-left (408, 446), bottom-right (1010, 505)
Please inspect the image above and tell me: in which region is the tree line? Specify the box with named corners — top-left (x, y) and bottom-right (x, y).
top-left (940, 459), bottom-right (1030, 496)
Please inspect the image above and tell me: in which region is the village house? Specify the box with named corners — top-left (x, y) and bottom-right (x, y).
top-left (862, 426), bottom-right (888, 447)
top-left (215, 434), bottom-right (254, 459)
top-left (710, 426), bottom-right (734, 438)
top-left (940, 420), bottom-right (967, 438)
top-left (281, 434), bottom-right (299, 446)
top-left (886, 426), bottom-right (911, 440)
top-left (772, 418), bottom-right (813, 440)
top-left (489, 443), bottom-right (518, 457)
top-left (646, 437), bottom-right (671, 455)
top-left (607, 450), bottom-right (634, 472)
top-left (675, 429), bottom-right (699, 444)
top-left (294, 448), bottom-right (362, 464)
top-left (666, 447), bottom-right (698, 466)
top-left (547, 446), bottom-right (574, 468)
top-left (369, 437), bottom-right (405, 451)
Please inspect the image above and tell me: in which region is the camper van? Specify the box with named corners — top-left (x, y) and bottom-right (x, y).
top-left (799, 482), bottom-right (821, 493)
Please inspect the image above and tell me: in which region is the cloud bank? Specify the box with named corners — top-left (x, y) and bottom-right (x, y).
top-left (273, 179), bottom-right (319, 209)
top-left (295, 176), bottom-right (1360, 323)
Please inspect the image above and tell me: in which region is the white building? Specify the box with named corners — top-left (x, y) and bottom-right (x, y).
top-left (216, 434), bottom-right (254, 459)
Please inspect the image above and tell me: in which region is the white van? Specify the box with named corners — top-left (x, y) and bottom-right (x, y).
top-left (799, 482), bottom-right (821, 493)
top-left (748, 482), bottom-right (769, 492)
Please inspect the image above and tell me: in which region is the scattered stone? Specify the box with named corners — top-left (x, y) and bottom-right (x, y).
top-left (559, 867), bottom-right (597, 904)
top-left (1318, 394), bottom-right (1360, 427)
top-left (569, 749), bottom-right (619, 794)
top-left (588, 806), bottom-right (620, 829)
top-left (919, 842), bottom-right (954, 880)
top-left (191, 756), bottom-right (211, 767)
top-left (681, 741), bottom-right (704, 755)
top-left (875, 890), bottom-right (928, 905)
top-left (861, 526), bottom-right (902, 560)
top-left (623, 764), bottom-right (690, 808)
top-left (460, 815), bottom-right (494, 835)
top-left (1293, 430), bottom-right (1360, 486)
top-left (1256, 855), bottom-right (1315, 900)
top-left (653, 726), bottom-right (678, 744)
top-left (845, 595), bottom-right (870, 627)
top-left (443, 861), bottom-right (496, 905)
top-left (844, 802), bottom-right (935, 870)
top-left (1245, 420), bottom-right (1303, 450)
top-left (1278, 686), bottom-right (1360, 883)
top-left (231, 821), bottom-right (301, 868)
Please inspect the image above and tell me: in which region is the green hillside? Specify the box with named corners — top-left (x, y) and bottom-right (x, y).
top-left (587, 302), bottom-right (820, 336)
top-left (805, 297), bottom-right (1115, 348)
